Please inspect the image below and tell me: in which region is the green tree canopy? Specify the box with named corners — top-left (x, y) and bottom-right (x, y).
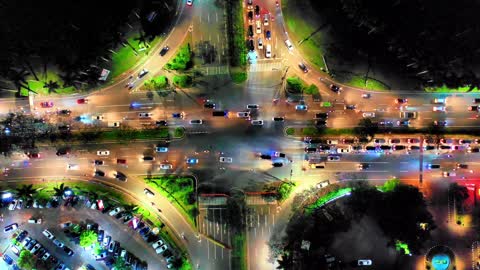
top-left (286, 77), bottom-right (305, 93)
top-left (165, 44), bottom-right (192, 70)
top-left (144, 75), bottom-right (168, 90)
top-left (79, 230), bottom-right (98, 248)
top-left (18, 250), bottom-right (35, 270)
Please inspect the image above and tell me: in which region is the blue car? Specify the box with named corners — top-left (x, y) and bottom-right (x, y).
top-left (156, 147), bottom-right (168, 153)
top-left (172, 112), bottom-right (184, 118)
top-left (295, 104), bottom-right (308, 111)
top-left (139, 226), bottom-right (150, 236)
top-left (186, 158), bottom-right (199, 164)
top-left (3, 254), bottom-right (13, 265)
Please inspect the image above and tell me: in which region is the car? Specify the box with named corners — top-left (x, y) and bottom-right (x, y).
top-left (248, 25), bottom-right (254, 37)
top-left (295, 104), bottom-right (308, 111)
top-left (259, 154), bottom-right (272, 160)
top-left (27, 218), bottom-right (41, 224)
top-left (284, 39), bottom-right (293, 50)
top-left (25, 239), bottom-right (36, 250)
top-left (380, 145), bottom-right (391, 151)
top-left (263, 14), bottom-right (269, 25)
top-left (40, 101), bottom-right (54, 108)
top-left (116, 158), bottom-right (127, 165)
top-left (152, 239), bottom-right (165, 249)
top-left (433, 120), bottom-right (447, 127)
top-left (77, 98), bottom-right (88, 104)
top-left (365, 145), bottom-right (377, 151)
top-left (337, 147), bottom-right (351, 153)
top-left (138, 69), bottom-right (149, 78)
top-left (459, 139), bottom-right (472, 144)
top-left (457, 163), bottom-right (469, 169)
top-left (155, 244), bottom-right (168, 254)
top-left (3, 254), bottom-right (13, 265)
top-left (468, 106), bottom-right (478, 111)
top-left (315, 120), bottom-right (327, 127)
top-left (219, 157), bottom-right (233, 163)
top-left (42, 252), bottom-right (51, 261)
top-left (439, 145), bottom-right (451, 150)
top-left (53, 239), bottom-right (65, 248)
top-left (389, 139), bottom-right (401, 144)
top-left (272, 162), bottom-right (284, 167)
top-left (395, 98), bottom-right (408, 104)
top-left (265, 30), bottom-right (271, 40)
top-left (94, 170), bottom-right (105, 177)
top-left (156, 120), bottom-right (168, 127)
top-left (93, 160), bottom-right (104, 166)
top-left (27, 152), bottom-right (41, 159)
top-left (159, 46), bottom-right (170, 56)
top-left (138, 112), bottom-right (153, 118)
top-left (468, 147), bottom-right (480, 153)
top-left (57, 109), bottom-right (71, 116)
top-left (237, 111), bottom-right (250, 118)
top-left (407, 138), bottom-right (420, 144)
top-left (344, 104), bottom-right (356, 110)
top-left (379, 120), bottom-right (394, 127)
top-left (143, 188), bottom-right (155, 198)
top-left (114, 171), bottom-right (127, 181)
top-left (189, 119), bottom-right (203, 125)
top-left (442, 171), bottom-right (456, 177)
top-left (362, 93), bottom-right (371, 98)
top-left (63, 246), bottom-right (74, 256)
top-left (397, 120), bottom-right (410, 127)
top-left (186, 0), bottom-right (193, 5)
top-left (97, 230), bottom-right (104, 243)
top-left (393, 145), bottom-right (406, 150)
top-left (109, 207), bottom-right (123, 216)
top-left (142, 156), bottom-right (155, 161)
top-left (247, 11), bottom-right (253, 23)
top-left (91, 114), bottom-right (104, 121)
top-left (156, 146), bottom-right (168, 152)
top-left (330, 84), bottom-right (341, 93)
top-left (305, 147), bottom-right (317, 153)
top-left (254, 5), bottom-right (260, 17)
top-left (186, 158), bottom-right (199, 164)
top-left (362, 112), bottom-right (375, 118)
top-left (31, 243), bottom-right (42, 254)
top-left (4, 223), bottom-right (18, 233)
top-left (55, 263), bottom-right (67, 270)
top-left (66, 164), bottom-right (79, 170)
top-left (408, 145), bottom-right (421, 151)
top-left (160, 163), bottom-right (173, 170)
top-left (251, 120), bottom-right (264, 126)
top-left (97, 150), bottom-right (110, 156)
top-left (11, 245), bottom-right (21, 256)
top-left (427, 164), bottom-right (441, 169)
top-left (42, 229), bottom-right (55, 240)
top-left (258, 38), bottom-right (263, 49)
top-left (327, 155), bottom-right (340, 161)
top-left (212, 110), bottom-right (229, 117)
top-left (102, 235), bottom-right (111, 247)
top-left (56, 149), bottom-right (69, 156)
top-left (358, 259), bottom-right (372, 266)
top-left (433, 106), bottom-right (446, 112)
top-left (272, 116), bottom-right (285, 122)
top-left (299, 62), bottom-right (308, 73)
top-left (255, 20), bottom-right (262, 34)
top-left (247, 39), bottom-right (254, 51)
top-left (315, 113), bottom-right (328, 119)
top-left (16, 230), bottom-right (28, 242)
top-left (400, 111), bottom-right (418, 119)
top-left (246, 104), bottom-right (259, 109)
top-left (433, 98), bottom-right (446, 104)
top-left (357, 163), bottom-right (370, 170)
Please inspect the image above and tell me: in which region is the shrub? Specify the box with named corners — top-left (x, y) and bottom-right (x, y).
top-left (286, 77), bottom-right (305, 93)
top-left (144, 75), bottom-right (168, 90)
top-left (285, 128), bottom-right (295, 136)
top-left (173, 75), bottom-right (192, 88)
top-left (165, 44), bottom-right (192, 71)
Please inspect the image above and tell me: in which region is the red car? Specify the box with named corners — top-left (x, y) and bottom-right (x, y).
top-left (117, 159), bottom-right (127, 165)
top-left (77, 98), bottom-right (88, 104)
top-left (40, 101), bottom-right (54, 108)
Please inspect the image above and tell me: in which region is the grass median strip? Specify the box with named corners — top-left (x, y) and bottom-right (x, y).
top-left (145, 176), bottom-right (197, 227)
top-left (232, 233), bottom-right (247, 270)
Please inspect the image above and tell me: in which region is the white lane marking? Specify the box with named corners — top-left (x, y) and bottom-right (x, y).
top-left (208, 13), bottom-right (210, 23)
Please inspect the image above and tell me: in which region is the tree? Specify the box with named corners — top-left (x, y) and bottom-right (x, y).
top-left (43, 80), bottom-right (60, 94)
top-left (144, 76), bottom-right (168, 90)
top-left (134, 31), bottom-right (150, 48)
top-left (122, 203), bottom-right (139, 216)
top-left (15, 184), bottom-right (37, 201)
top-left (113, 258), bottom-right (130, 270)
top-left (17, 250), bottom-right (35, 270)
top-left (286, 77), bottom-right (305, 93)
top-left (53, 183), bottom-right (68, 197)
top-left (277, 181), bottom-right (296, 202)
top-left (172, 75), bottom-right (192, 88)
top-left (276, 252), bottom-right (294, 270)
top-left (7, 68), bottom-right (36, 96)
top-left (450, 183), bottom-right (469, 214)
top-left (79, 230), bottom-right (98, 248)
top-left (354, 118), bottom-right (378, 142)
top-left (165, 44), bottom-right (192, 70)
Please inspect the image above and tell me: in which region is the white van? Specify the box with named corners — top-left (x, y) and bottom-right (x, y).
top-left (266, 44), bottom-right (272, 58)
top-left (285, 39), bottom-right (293, 50)
top-left (108, 122), bottom-right (120, 128)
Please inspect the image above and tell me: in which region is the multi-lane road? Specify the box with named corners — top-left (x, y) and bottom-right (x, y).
top-left (2, 0), bottom-right (480, 269)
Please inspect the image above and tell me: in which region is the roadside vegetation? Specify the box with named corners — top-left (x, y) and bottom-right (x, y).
top-left (425, 84), bottom-right (480, 93)
top-left (144, 75), bottom-right (168, 90)
top-left (346, 75), bottom-right (390, 91)
top-left (145, 176), bottom-right (197, 227)
top-left (165, 44), bottom-right (193, 71)
top-left (172, 75), bottom-right (193, 88)
top-left (286, 76), bottom-right (320, 96)
top-left (232, 233), bottom-right (247, 270)
top-left (226, 0), bottom-right (247, 83)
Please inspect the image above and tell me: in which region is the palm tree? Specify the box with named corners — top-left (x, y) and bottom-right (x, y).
top-left (15, 184), bottom-right (37, 201)
top-left (53, 183), bottom-right (68, 197)
top-left (276, 252), bottom-right (294, 269)
top-left (7, 68), bottom-right (37, 95)
top-left (59, 71), bottom-right (79, 89)
top-left (43, 80), bottom-right (60, 94)
top-left (134, 31), bottom-right (150, 48)
top-left (122, 203), bottom-right (139, 216)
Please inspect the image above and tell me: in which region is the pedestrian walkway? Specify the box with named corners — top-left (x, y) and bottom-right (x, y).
top-left (248, 61), bottom-right (283, 73)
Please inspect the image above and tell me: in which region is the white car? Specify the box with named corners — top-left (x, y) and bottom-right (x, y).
top-left (138, 112), bottom-right (153, 118)
top-left (237, 112), bottom-right (250, 118)
top-left (442, 171), bottom-right (456, 177)
top-left (433, 106), bottom-right (446, 112)
top-left (97, 150), bottom-right (110, 156)
top-left (66, 164), bottom-right (79, 170)
top-left (152, 239), bottom-right (164, 249)
top-left (358, 259), bottom-right (372, 266)
top-left (284, 39), bottom-right (293, 50)
top-left (327, 155), bottom-right (340, 161)
top-left (433, 98), bottom-right (446, 104)
top-left (246, 104), bottom-right (259, 109)
top-left (160, 163), bottom-right (173, 170)
top-left (8, 200), bottom-right (17, 211)
top-left (42, 229), bottom-right (55, 240)
top-left (92, 115), bottom-right (105, 121)
top-left (362, 112), bottom-right (375, 118)
top-left (219, 157), bottom-right (233, 163)
top-left (108, 207), bottom-right (123, 216)
top-left (53, 239), bottom-right (65, 248)
top-left (155, 244), bottom-right (168, 254)
top-left (42, 252), bottom-right (51, 261)
top-left (255, 20), bottom-right (262, 34)
top-left (336, 147), bottom-right (351, 153)
top-left (187, 0), bottom-right (193, 5)
top-left (189, 119), bottom-right (203, 125)
top-left (251, 120), bottom-right (264, 126)
top-left (257, 38), bottom-right (263, 50)
top-left (4, 223), bottom-right (18, 233)
top-left (143, 188), bottom-right (155, 198)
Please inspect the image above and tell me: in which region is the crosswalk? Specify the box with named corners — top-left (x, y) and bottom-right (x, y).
top-left (248, 61), bottom-right (283, 73)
